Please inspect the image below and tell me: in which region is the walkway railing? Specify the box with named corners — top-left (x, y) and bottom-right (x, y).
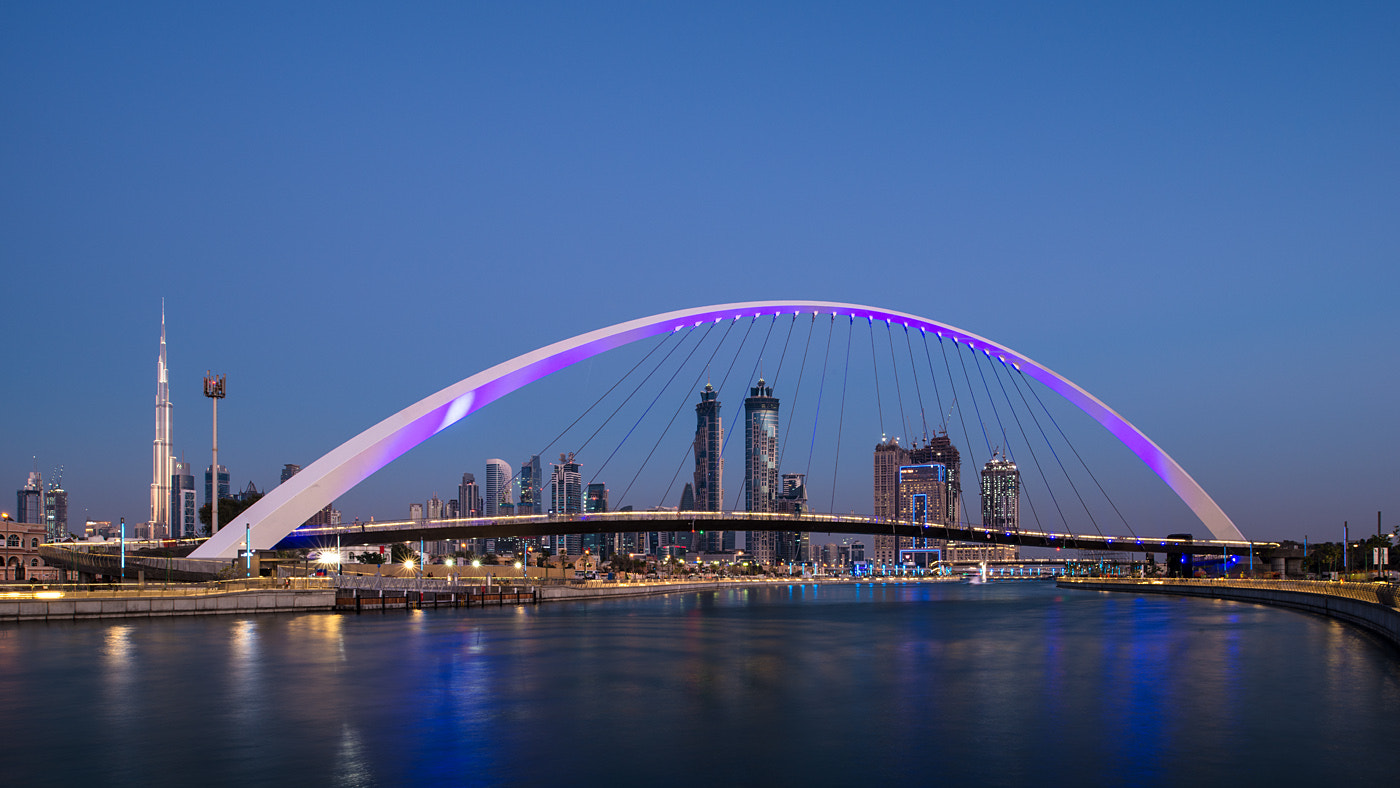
top-left (1062, 577), bottom-right (1398, 607)
top-left (0, 577), bottom-right (334, 599)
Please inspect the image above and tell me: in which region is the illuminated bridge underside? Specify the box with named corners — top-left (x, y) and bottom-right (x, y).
top-left (278, 513), bottom-right (1270, 557)
top-left (191, 300), bottom-right (1246, 560)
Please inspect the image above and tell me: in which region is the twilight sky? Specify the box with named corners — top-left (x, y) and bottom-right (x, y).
top-left (3, 1), bottom-right (1397, 545)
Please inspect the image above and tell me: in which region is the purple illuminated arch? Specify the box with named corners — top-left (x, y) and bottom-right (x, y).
top-left (190, 301), bottom-right (1244, 558)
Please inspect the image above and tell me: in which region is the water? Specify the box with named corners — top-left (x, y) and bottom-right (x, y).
top-left (2, 582), bottom-right (1396, 786)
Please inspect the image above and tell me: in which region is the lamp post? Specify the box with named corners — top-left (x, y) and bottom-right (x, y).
top-left (203, 373), bottom-right (225, 535)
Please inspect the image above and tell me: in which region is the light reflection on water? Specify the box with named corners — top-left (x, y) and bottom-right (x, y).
top-left (1, 582), bottom-right (1396, 786)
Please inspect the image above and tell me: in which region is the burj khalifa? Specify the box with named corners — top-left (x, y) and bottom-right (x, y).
top-left (149, 303), bottom-right (174, 534)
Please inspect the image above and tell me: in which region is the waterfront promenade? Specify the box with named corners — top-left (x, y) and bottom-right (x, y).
top-left (1060, 577), bottom-right (1400, 649)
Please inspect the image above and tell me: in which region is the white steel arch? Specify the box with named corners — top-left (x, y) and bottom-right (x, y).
top-left (191, 301), bottom-right (1244, 558)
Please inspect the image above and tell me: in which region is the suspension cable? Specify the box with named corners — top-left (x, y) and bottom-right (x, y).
top-left (885, 321), bottom-right (911, 442)
top-left (868, 318), bottom-right (885, 439)
top-left (919, 330), bottom-right (948, 435)
top-left (778, 312), bottom-right (817, 469)
top-left (975, 349), bottom-right (1065, 534)
top-left (805, 314), bottom-right (836, 483)
top-left (653, 317), bottom-right (741, 508)
top-left (829, 316), bottom-right (854, 513)
top-left (587, 324), bottom-right (706, 486)
top-left (613, 322), bottom-right (720, 510)
top-left (1011, 364), bottom-right (1137, 538)
top-left (937, 333), bottom-right (983, 519)
top-left (904, 326), bottom-right (929, 440)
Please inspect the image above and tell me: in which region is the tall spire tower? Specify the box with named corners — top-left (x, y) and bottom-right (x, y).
top-left (150, 301), bottom-right (174, 535)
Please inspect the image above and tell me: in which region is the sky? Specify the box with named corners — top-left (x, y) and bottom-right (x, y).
top-left (3, 1), bottom-right (1397, 546)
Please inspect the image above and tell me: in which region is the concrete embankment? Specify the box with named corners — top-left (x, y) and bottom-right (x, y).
top-left (1061, 578), bottom-right (1400, 649)
top-left (0, 588), bottom-right (335, 622)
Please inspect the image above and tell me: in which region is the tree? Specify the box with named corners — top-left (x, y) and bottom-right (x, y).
top-left (199, 493), bottom-right (265, 532)
top-left (354, 551), bottom-right (385, 565)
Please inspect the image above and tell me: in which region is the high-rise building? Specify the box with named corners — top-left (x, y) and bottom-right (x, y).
top-left (586, 483), bottom-right (608, 513)
top-left (981, 454), bottom-right (1021, 532)
top-left (520, 455), bottom-right (543, 515)
top-left (899, 463), bottom-right (948, 565)
top-left (170, 461), bottom-right (197, 539)
top-left (205, 465), bottom-right (230, 510)
top-left (550, 454), bottom-right (582, 556)
top-left (17, 470), bottom-right (43, 526)
top-left (484, 459), bottom-right (512, 517)
top-left (150, 306), bottom-right (175, 536)
top-left (693, 383), bottom-right (724, 510)
top-left (459, 473), bottom-right (482, 518)
top-left (744, 379), bottom-right (780, 564)
top-left (909, 433), bottom-right (961, 527)
top-left (40, 468), bottom-right (68, 542)
top-left (409, 502), bottom-right (424, 521)
top-left (872, 438), bottom-right (911, 568)
top-left (426, 493), bottom-right (443, 521)
top-left (550, 454), bottom-right (582, 515)
top-left (280, 464), bottom-right (301, 484)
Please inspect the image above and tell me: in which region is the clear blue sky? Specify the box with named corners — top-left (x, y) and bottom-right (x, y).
top-left (3, 1), bottom-right (1397, 544)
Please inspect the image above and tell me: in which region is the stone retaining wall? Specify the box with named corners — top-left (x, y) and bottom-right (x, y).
top-left (1062, 579), bottom-right (1400, 649)
top-left (0, 589), bottom-right (335, 622)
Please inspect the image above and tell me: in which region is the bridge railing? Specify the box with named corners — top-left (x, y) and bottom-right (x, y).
top-left (0, 576), bottom-right (335, 598)
top-left (1063, 577), bottom-right (1397, 607)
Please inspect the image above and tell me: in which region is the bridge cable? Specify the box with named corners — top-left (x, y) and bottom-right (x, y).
top-left (723, 314), bottom-right (781, 511)
top-left (903, 326), bottom-right (930, 441)
top-left (805, 314), bottom-right (837, 483)
top-left (954, 338), bottom-right (996, 460)
top-left (985, 354), bottom-right (1101, 538)
top-left (1010, 365), bottom-right (1138, 538)
top-left (651, 317), bottom-right (741, 508)
top-left (885, 321), bottom-right (912, 443)
top-left (613, 321), bottom-right (723, 511)
top-left (974, 348), bottom-right (1064, 535)
top-left (585, 324), bottom-right (703, 484)
top-left (867, 318), bottom-right (886, 440)
top-left (512, 330), bottom-right (679, 498)
top-left (730, 311), bottom-right (800, 512)
top-left (777, 312), bottom-right (817, 471)
top-left (937, 334), bottom-right (985, 526)
top-left (993, 358), bottom-right (1098, 541)
top-left (829, 315), bottom-right (855, 514)
top-left (919, 330), bottom-right (949, 437)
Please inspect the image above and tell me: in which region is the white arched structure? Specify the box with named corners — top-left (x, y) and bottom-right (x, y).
top-left (191, 301), bottom-right (1244, 558)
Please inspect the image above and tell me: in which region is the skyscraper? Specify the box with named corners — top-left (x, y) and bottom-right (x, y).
top-left (981, 454), bottom-right (1021, 532)
top-left (550, 453), bottom-right (582, 556)
top-left (17, 470), bottom-right (43, 530)
top-left (693, 382), bottom-right (727, 551)
top-left (426, 493), bottom-right (443, 520)
top-left (150, 305), bottom-right (175, 535)
top-left (205, 465), bottom-right (229, 510)
top-left (909, 433), bottom-right (961, 527)
top-left (899, 463), bottom-right (948, 565)
top-left (550, 453), bottom-right (582, 515)
top-left (744, 378), bottom-right (781, 563)
top-left (170, 461), bottom-right (197, 539)
top-left (459, 473), bottom-right (482, 518)
top-left (484, 459), bottom-right (512, 517)
top-left (280, 464), bottom-right (301, 484)
top-left (872, 438), bottom-right (911, 568)
top-left (43, 472), bottom-right (67, 542)
top-left (520, 455), bottom-right (543, 515)
top-left (693, 383), bottom-right (724, 509)
top-left (586, 483), bottom-right (609, 513)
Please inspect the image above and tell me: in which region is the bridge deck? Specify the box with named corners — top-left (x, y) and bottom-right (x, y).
top-left (273, 511), bottom-right (1272, 556)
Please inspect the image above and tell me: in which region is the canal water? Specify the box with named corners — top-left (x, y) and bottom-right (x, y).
top-left (1, 581), bottom-right (1396, 786)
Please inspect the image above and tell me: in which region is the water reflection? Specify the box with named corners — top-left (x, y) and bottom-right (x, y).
top-left (2, 584), bottom-right (1397, 786)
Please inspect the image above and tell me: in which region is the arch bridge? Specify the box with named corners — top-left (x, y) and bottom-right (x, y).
top-left (191, 300), bottom-right (1251, 560)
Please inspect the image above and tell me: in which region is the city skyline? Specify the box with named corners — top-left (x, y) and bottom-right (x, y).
top-left (3, 4), bottom-right (1397, 544)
